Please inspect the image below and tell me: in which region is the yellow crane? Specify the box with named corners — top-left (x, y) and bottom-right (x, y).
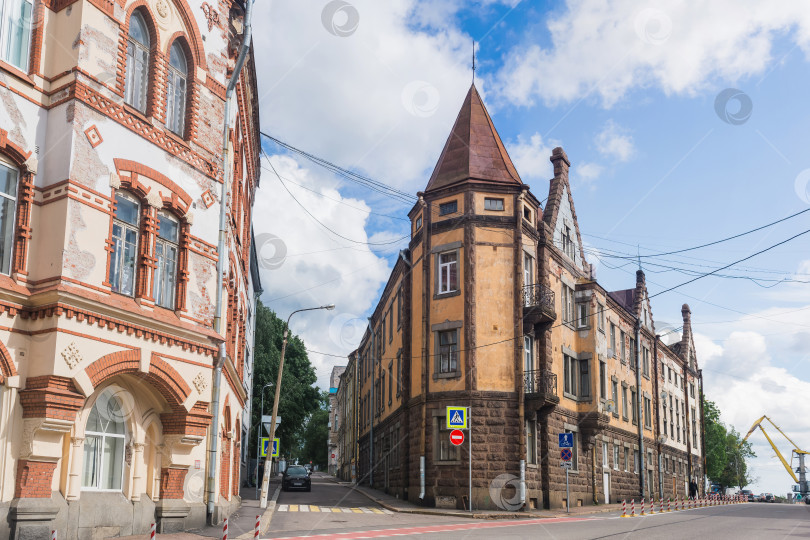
top-left (741, 415), bottom-right (809, 502)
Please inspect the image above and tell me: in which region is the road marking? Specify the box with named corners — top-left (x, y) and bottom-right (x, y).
top-left (278, 505), bottom-right (288, 512)
top-left (276, 505), bottom-right (392, 514)
top-left (299, 505), bottom-right (309, 512)
top-left (310, 505), bottom-right (320, 512)
top-left (341, 508), bottom-right (353, 513)
top-left (290, 505), bottom-right (298, 512)
top-left (371, 508), bottom-right (383, 514)
top-left (351, 508), bottom-right (363, 513)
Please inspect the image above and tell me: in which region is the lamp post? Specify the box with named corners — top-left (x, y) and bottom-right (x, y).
top-left (259, 304), bottom-right (335, 508)
top-left (255, 383), bottom-right (273, 499)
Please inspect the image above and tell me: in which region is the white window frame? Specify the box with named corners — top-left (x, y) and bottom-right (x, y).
top-left (577, 302), bottom-right (588, 328)
top-left (166, 41), bottom-right (188, 136)
top-left (613, 444), bottom-right (619, 470)
top-left (524, 335), bottom-right (533, 374)
top-left (81, 397), bottom-right (127, 492)
top-left (437, 251), bottom-right (458, 294)
top-left (0, 0), bottom-right (33, 71)
top-left (523, 252), bottom-right (533, 288)
top-left (0, 160), bottom-right (19, 275)
top-left (125, 11), bottom-right (150, 113)
top-left (153, 211), bottom-right (179, 309)
top-left (110, 192), bottom-right (140, 297)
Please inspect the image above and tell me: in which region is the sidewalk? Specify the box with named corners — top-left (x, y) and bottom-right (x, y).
top-left (114, 479), bottom-right (282, 540)
top-left (342, 480), bottom-right (624, 520)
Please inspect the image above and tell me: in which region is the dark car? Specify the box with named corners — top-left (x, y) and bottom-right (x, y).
top-left (282, 465), bottom-right (311, 492)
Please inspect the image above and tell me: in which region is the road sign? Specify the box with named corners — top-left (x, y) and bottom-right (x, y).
top-left (447, 406), bottom-right (467, 429)
top-left (262, 415), bottom-right (282, 435)
top-left (450, 429), bottom-right (465, 446)
top-left (561, 448), bottom-right (572, 461)
top-left (260, 437), bottom-right (280, 458)
top-left (561, 461), bottom-right (572, 469)
top-left (558, 433), bottom-right (573, 448)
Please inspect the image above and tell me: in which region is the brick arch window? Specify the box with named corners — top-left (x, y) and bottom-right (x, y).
top-left (153, 210), bottom-right (180, 309)
top-left (125, 10), bottom-right (151, 113)
top-left (165, 40), bottom-right (188, 136)
top-left (0, 157), bottom-right (20, 275)
top-left (82, 393), bottom-right (127, 491)
top-left (109, 191), bottom-right (141, 296)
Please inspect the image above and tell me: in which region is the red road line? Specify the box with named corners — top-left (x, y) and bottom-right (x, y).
top-left (270, 516), bottom-right (593, 539)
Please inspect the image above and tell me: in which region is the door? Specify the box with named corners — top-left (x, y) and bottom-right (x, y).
top-left (603, 472), bottom-right (610, 503)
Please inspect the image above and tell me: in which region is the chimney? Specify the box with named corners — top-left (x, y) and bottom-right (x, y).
top-left (550, 147), bottom-right (570, 180)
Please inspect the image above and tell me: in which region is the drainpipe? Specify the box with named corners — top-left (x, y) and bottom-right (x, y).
top-left (654, 335), bottom-right (663, 500)
top-left (369, 319), bottom-right (375, 488)
top-left (419, 456), bottom-right (425, 500)
top-left (634, 320), bottom-right (646, 499)
top-left (207, 0), bottom-right (254, 522)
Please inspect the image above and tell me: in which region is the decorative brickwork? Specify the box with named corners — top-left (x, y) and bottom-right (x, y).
top-left (0, 337), bottom-right (17, 385)
top-left (19, 376), bottom-right (84, 421)
top-left (14, 460), bottom-right (57, 498)
top-left (161, 401), bottom-right (212, 437)
top-left (160, 467), bottom-right (188, 499)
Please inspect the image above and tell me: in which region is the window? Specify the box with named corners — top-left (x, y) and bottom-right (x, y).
top-left (690, 383), bottom-right (695, 398)
top-left (634, 449), bottom-right (639, 474)
top-left (561, 224), bottom-right (575, 259)
top-left (629, 338), bottom-right (636, 369)
top-left (610, 324), bottom-right (616, 355)
top-left (524, 336), bottom-right (534, 374)
top-left (523, 252), bottom-right (533, 288)
top-left (154, 212), bottom-right (179, 309)
top-left (523, 205), bottom-right (532, 221)
top-left (644, 397), bottom-right (651, 428)
top-left (621, 385), bottom-right (628, 420)
top-left (0, 0), bottom-right (33, 71)
top-left (642, 347), bottom-right (650, 377)
top-left (692, 409), bottom-right (697, 446)
top-left (166, 41), bottom-right (188, 136)
top-left (599, 359), bottom-right (606, 399)
top-left (0, 162), bottom-right (18, 275)
top-left (82, 394), bottom-right (126, 490)
top-left (110, 192), bottom-right (140, 296)
top-left (396, 350), bottom-right (402, 396)
top-left (388, 307), bottom-right (393, 343)
top-left (125, 11), bottom-right (150, 113)
top-left (388, 364), bottom-right (392, 405)
top-left (623, 447), bottom-right (629, 472)
top-left (526, 420), bottom-right (537, 464)
top-left (437, 330), bottom-right (458, 374)
top-left (631, 389), bottom-right (637, 424)
top-left (668, 366), bottom-right (672, 382)
top-left (415, 215), bottom-right (422, 231)
top-left (484, 197), bottom-right (504, 211)
top-left (437, 417), bottom-right (459, 461)
top-left (663, 403), bottom-right (668, 436)
top-left (565, 429), bottom-right (578, 470)
top-left (397, 289), bottom-right (402, 328)
top-left (597, 303), bottom-right (605, 331)
top-left (563, 354), bottom-right (590, 400)
top-left (438, 251), bottom-right (458, 294)
top-left (381, 318), bottom-right (385, 353)
top-left (613, 444), bottom-right (619, 470)
top-left (611, 380), bottom-right (618, 416)
top-left (438, 200), bottom-right (457, 215)
top-left (577, 302), bottom-right (588, 328)
top-left (602, 442), bottom-right (608, 469)
top-left (620, 331), bottom-right (626, 363)
top-left (562, 284), bottom-right (574, 325)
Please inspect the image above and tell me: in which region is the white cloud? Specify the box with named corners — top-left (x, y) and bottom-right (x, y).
top-left (595, 120), bottom-right (635, 162)
top-left (572, 162), bottom-right (603, 187)
top-left (494, 0), bottom-right (810, 107)
top-left (506, 132), bottom-right (557, 181)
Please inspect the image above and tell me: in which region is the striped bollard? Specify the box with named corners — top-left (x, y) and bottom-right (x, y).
top-left (255, 515), bottom-right (260, 539)
top-left (660, 498), bottom-right (664, 513)
top-left (621, 499), bottom-right (627, 517)
top-left (222, 517), bottom-right (228, 540)
top-left (641, 498), bottom-right (646, 516)
top-left (51, 531), bottom-right (56, 540)
top-left (649, 498), bottom-right (656, 514)
top-left (667, 497), bottom-right (671, 512)
top-left (631, 499), bottom-right (635, 517)
top-left (150, 523), bottom-right (156, 539)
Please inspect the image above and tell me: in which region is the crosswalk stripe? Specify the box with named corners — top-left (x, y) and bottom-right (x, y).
top-left (351, 508), bottom-right (363, 513)
top-left (278, 505), bottom-right (288, 512)
top-left (299, 505), bottom-right (309, 512)
top-left (341, 508), bottom-right (353, 513)
top-left (331, 507), bottom-right (342, 513)
top-left (310, 505), bottom-right (320, 512)
top-left (371, 508), bottom-right (384, 514)
top-left (382, 509), bottom-right (393, 514)
top-left (290, 505), bottom-right (298, 512)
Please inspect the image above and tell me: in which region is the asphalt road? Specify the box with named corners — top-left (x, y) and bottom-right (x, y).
top-left (268, 478), bottom-right (810, 539)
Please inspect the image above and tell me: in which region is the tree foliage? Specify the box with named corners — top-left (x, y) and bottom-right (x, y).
top-left (300, 391), bottom-right (330, 468)
top-left (250, 302), bottom-right (320, 460)
top-left (703, 395), bottom-right (756, 490)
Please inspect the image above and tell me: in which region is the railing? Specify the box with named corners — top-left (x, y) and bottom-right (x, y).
top-left (523, 369), bottom-right (557, 396)
top-left (522, 283), bottom-right (555, 311)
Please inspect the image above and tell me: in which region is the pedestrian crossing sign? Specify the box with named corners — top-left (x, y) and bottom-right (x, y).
top-left (260, 437), bottom-right (280, 458)
top-left (447, 406), bottom-right (467, 429)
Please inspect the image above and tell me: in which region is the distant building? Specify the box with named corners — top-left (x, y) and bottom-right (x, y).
top-left (336, 84), bottom-right (704, 510)
top-left (328, 365), bottom-right (346, 475)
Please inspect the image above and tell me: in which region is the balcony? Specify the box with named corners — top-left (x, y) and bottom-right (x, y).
top-left (521, 284), bottom-right (556, 326)
top-left (523, 369), bottom-right (559, 410)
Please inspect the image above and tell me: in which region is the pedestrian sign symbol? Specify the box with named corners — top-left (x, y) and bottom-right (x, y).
top-left (558, 433), bottom-right (573, 448)
top-left (260, 437), bottom-right (280, 458)
top-left (447, 406), bottom-right (467, 429)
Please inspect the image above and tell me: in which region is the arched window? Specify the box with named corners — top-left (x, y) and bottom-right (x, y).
top-left (109, 192), bottom-right (140, 296)
top-left (166, 41), bottom-right (188, 136)
top-left (0, 160), bottom-right (18, 275)
top-left (82, 395), bottom-right (126, 491)
top-left (154, 211), bottom-right (179, 309)
top-left (0, 0), bottom-right (33, 71)
top-left (125, 11), bottom-right (150, 113)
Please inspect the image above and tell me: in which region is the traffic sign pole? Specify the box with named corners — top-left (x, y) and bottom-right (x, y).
top-left (565, 467), bottom-right (569, 513)
top-left (468, 406), bottom-right (472, 514)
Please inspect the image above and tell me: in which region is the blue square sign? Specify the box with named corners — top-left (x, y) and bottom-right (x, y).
top-left (447, 406), bottom-right (467, 429)
top-left (558, 433), bottom-right (573, 448)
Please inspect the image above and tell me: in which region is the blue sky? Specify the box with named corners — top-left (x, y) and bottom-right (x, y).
top-left (250, 0), bottom-right (810, 495)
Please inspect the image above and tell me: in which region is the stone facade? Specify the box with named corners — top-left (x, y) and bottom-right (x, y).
top-left (337, 84), bottom-right (705, 511)
top-left (0, 0), bottom-right (260, 537)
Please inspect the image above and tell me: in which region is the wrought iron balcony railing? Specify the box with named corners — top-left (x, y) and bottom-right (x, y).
top-left (522, 283), bottom-right (555, 311)
top-left (523, 369), bottom-right (557, 396)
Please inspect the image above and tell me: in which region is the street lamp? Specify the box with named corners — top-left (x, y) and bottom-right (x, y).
top-left (259, 304), bottom-right (335, 508)
top-left (255, 382), bottom-right (273, 499)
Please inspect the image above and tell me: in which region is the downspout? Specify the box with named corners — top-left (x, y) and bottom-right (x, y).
top-left (207, 0), bottom-right (254, 521)
top-left (369, 319), bottom-right (375, 487)
top-left (654, 335), bottom-right (663, 500)
top-left (634, 321), bottom-right (646, 499)
top-left (698, 369), bottom-right (707, 496)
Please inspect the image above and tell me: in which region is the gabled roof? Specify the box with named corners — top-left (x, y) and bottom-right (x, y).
top-left (424, 84), bottom-right (522, 193)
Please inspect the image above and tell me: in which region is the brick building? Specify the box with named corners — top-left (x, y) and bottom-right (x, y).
top-left (327, 365), bottom-right (345, 475)
top-left (337, 83), bottom-right (704, 510)
top-left (0, 0), bottom-right (260, 536)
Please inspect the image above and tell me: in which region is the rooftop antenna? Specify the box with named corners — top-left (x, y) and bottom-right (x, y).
top-left (472, 39), bottom-right (476, 83)
top-left (637, 244), bottom-right (642, 272)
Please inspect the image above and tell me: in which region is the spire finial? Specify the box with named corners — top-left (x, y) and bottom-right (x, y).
top-left (472, 39), bottom-right (476, 83)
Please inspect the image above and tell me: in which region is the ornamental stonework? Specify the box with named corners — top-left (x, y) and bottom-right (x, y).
top-left (61, 342), bottom-right (82, 370)
top-left (193, 372), bottom-right (208, 394)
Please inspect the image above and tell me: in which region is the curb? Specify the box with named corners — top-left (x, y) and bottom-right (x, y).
top-left (237, 484), bottom-right (281, 539)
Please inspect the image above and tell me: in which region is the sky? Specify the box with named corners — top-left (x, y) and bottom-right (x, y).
top-left (249, 0), bottom-right (810, 496)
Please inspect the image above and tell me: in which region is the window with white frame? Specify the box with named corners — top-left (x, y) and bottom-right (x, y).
top-left (620, 331), bottom-right (626, 363)
top-left (644, 396), bottom-right (651, 428)
top-left (523, 252), bottom-right (533, 289)
top-left (110, 192), bottom-right (140, 296)
top-left (561, 224), bottom-right (575, 259)
top-left (125, 11), bottom-right (150, 113)
top-left (613, 444), bottom-right (619, 470)
top-left (437, 251), bottom-right (458, 294)
top-left (597, 303), bottom-right (605, 331)
top-left (634, 449), bottom-right (639, 474)
top-left (602, 442), bottom-right (608, 469)
top-left (0, 0), bottom-right (33, 71)
top-left (577, 302), bottom-right (588, 328)
top-left (526, 420), bottom-right (537, 464)
top-left (82, 395), bottom-right (126, 491)
top-left (166, 41), bottom-right (188, 136)
top-left (561, 284), bottom-right (574, 325)
top-left (0, 161), bottom-right (18, 275)
top-left (524, 335), bottom-right (533, 374)
top-left (154, 212), bottom-right (179, 309)
top-left (563, 353), bottom-right (590, 400)
top-left (437, 329), bottom-right (458, 374)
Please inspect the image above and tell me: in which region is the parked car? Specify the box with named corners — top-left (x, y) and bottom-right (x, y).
top-left (282, 465), bottom-right (312, 492)
top-left (304, 464), bottom-right (313, 474)
top-left (763, 493), bottom-right (774, 503)
top-left (739, 489), bottom-right (755, 502)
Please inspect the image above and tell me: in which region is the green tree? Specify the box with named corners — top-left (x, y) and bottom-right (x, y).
top-left (703, 395), bottom-right (756, 491)
top-left (250, 302), bottom-right (321, 464)
top-left (301, 391), bottom-right (330, 468)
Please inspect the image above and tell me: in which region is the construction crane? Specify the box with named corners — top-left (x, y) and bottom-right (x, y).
top-left (741, 415), bottom-right (809, 503)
